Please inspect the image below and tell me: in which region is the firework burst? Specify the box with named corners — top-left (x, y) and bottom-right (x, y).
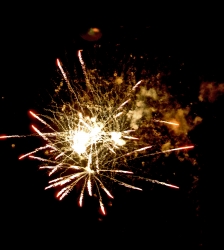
top-left (0, 50), bottom-right (194, 214)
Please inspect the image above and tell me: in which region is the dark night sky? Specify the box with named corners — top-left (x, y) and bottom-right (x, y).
top-left (1, 4), bottom-right (224, 248)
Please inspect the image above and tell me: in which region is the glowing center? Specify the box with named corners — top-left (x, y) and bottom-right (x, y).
top-left (72, 125), bottom-right (102, 154)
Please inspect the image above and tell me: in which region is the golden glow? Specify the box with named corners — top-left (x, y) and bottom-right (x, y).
top-left (0, 50), bottom-right (195, 214)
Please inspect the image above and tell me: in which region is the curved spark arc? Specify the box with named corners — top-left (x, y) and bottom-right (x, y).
top-left (0, 50), bottom-right (195, 214)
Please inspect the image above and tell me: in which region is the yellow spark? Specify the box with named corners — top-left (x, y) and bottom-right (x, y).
top-left (132, 80), bottom-right (142, 90)
top-left (153, 119), bottom-right (179, 126)
top-left (162, 145), bottom-right (194, 153)
top-left (100, 200), bottom-right (106, 215)
top-left (19, 145), bottom-right (50, 159)
top-left (29, 111), bottom-right (54, 130)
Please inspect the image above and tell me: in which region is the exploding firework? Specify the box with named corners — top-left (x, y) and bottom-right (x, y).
top-left (0, 50), bottom-right (194, 214)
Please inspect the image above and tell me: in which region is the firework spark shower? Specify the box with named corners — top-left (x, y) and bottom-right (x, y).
top-left (0, 50), bottom-right (194, 214)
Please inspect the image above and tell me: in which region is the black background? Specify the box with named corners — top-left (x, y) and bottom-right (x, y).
top-left (1, 3), bottom-right (223, 248)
